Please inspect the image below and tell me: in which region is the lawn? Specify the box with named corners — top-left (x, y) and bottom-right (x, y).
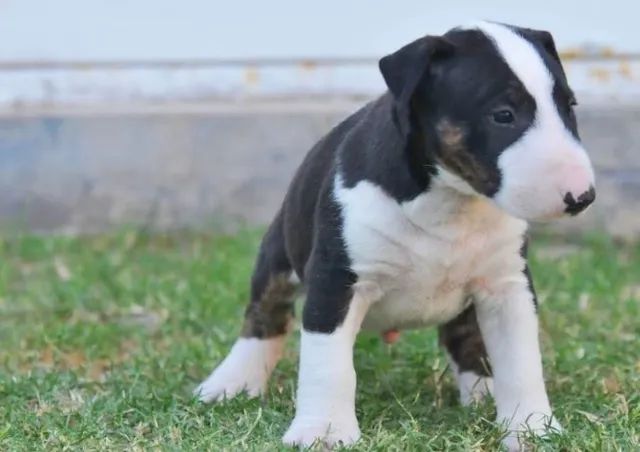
top-left (0, 230), bottom-right (638, 451)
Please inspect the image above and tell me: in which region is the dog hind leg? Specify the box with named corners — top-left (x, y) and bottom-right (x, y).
top-left (439, 303), bottom-right (493, 406)
top-left (195, 211), bottom-right (298, 402)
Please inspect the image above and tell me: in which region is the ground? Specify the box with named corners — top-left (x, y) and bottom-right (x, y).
top-left (0, 230), bottom-right (638, 451)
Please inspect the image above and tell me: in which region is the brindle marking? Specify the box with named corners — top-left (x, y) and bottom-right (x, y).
top-left (242, 273), bottom-right (298, 338)
top-left (239, 210), bottom-right (299, 339)
top-left (439, 303), bottom-right (491, 376)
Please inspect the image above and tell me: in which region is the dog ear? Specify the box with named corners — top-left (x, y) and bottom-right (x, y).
top-left (379, 36), bottom-right (454, 135)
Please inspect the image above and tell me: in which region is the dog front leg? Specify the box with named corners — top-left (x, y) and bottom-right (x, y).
top-left (474, 274), bottom-right (561, 450)
top-left (283, 281), bottom-right (373, 448)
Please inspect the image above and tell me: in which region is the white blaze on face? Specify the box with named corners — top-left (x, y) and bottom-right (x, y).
top-left (474, 22), bottom-right (595, 220)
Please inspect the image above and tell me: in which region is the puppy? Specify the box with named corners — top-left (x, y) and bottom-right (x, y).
top-left (195, 21), bottom-right (596, 450)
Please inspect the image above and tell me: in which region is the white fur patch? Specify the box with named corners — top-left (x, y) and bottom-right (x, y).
top-left (283, 291), bottom-right (372, 447)
top-left (474, 284), bottom-right (561, 448)
top-left (288, 271), bottom-right (301, 286)
top-left (334, 171), bottom-right (560, 450)
top-left (194, 336), bottom-right (284, 402)
top-left (334, 174), bottom-right (527, 333)
top-left (471, 22), bottom-right (595, 220)
top-left (447, 354), bottom-right (493, 406)
top-left (457, 371), bottom-right (493, 406)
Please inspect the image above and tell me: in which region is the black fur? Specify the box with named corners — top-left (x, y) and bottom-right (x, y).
top-left (301, 184), bottom-right (357, 333)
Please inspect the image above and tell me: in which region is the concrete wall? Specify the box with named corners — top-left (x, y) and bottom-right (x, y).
top-left (2, 0), bottom-right (639, 108)
top-left (2, 101), bottom-right (639, 239)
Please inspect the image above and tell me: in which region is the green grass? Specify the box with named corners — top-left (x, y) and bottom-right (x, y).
top-left (0, 230), bottom-right (638, 451)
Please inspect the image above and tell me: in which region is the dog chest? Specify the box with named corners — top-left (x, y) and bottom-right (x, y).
top-left (359, 236), bottom-right (488, 332)
top-left (335, 176), bottom-right (527, 332)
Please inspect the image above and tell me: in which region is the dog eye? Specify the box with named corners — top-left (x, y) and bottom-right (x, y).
top-left (492, 109), bottom-right (515, 124)
top-left (569, 97), bottom-right (578, 108)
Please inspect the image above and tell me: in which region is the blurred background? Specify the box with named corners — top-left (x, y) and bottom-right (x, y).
top-left (1, 0), bottom-right (639, 238)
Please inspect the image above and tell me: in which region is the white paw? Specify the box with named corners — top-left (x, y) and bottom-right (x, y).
top-left (194, 366), bottom-right (264, 402)
top-left (500, 412), bottom-right (562, 451)
top-left (194, 337), bottom-right (283, 403)
top-left (457, 372), bottom-right (493, 406)
top-left (282, 415), bottom-right (361, 448)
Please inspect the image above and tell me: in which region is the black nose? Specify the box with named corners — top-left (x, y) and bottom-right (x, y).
top-left (564, 186), bottom-right (596, 215)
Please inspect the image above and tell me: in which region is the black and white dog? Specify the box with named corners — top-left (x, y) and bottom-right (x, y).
top-left (195, 22), bottom-right (596, 450)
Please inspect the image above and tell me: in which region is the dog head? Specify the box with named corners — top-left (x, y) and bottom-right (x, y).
top-left (379, 22), bottom-right (595, 221)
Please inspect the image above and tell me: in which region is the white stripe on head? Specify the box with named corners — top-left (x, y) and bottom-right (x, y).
top-left (473, 22), bottom-right (554, 102)
top-left (473, 21), bottom-right (566, 133)
top-left (462, 21), bottom-right (562, 135)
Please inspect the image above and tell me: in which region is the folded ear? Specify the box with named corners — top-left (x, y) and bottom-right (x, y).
top-left (379, 36), bottom-right (454, 134)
